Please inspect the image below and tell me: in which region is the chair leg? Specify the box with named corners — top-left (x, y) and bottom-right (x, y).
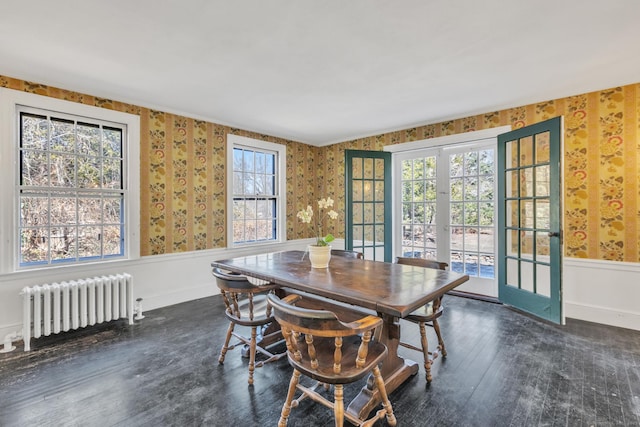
top-left (432, 318), bottom-right (447, 357)
top-left (418, 322), bottom-right (433, 383)
top-left (279, 370), bottom-right (301, 427)
top-left (334, 384), bottom-right (344, 427)
top-left (372, 365), bottom-right (396, 426)
top-left (248, 326), bottom-right (257, 385)
top-left (218, 321), bottom-right (235, 364)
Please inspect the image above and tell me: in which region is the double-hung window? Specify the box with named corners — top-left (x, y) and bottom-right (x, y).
top-left (226, 135), bottom-right (285, 246)
top-left (0, 88), bottom-right (140, 272)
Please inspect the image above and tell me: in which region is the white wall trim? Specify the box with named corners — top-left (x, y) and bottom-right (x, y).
top-left (563, 257), bottom-right (640, 331)
top-left (383, 126), bottom-right (512, 153)
top-left (0, 239), bottom-right (316, 341)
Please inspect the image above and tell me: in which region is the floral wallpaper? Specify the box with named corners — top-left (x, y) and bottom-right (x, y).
top-left (320, 83), bottom-right (640, 263)
top-left (1, 74), bottom-right (638, 262)
top-left (0, 75), bottom-right (319, 256)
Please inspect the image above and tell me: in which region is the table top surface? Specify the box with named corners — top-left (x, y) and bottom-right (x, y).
top-left (211, 250), bottom-right (469, 318)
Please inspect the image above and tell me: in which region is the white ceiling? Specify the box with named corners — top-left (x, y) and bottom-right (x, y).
top-left (1, 1), bottom-right (639, 146)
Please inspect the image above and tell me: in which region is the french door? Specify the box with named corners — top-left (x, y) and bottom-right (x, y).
top-left (393, 142), bottom-right (498, 297)
top-left (344, 150), bottom-right (392, 262)
top-left (497, 117), bottom-right (562, 323)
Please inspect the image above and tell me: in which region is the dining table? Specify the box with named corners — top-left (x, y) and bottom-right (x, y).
top-left (211, 250), bottom-right (469, 421)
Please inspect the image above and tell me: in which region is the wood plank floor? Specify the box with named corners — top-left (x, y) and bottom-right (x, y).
top-left (1, 295), bottom-right (639, 426)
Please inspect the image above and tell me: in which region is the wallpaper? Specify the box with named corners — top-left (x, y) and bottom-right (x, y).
top-left (0, 75), bottom-right (319, 256)
top-left (1, 75), bottom-right (638, 262)
top-left (321, 84), bottom-right (640, 262)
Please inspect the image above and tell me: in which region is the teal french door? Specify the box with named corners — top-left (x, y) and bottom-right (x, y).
top-left (345, 150), bottom-right (392, 262)
top-left (497, 117), bottom-right (562, 323)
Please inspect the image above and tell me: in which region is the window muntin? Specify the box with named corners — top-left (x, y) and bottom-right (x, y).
top-left (18, 108), bottom-right (126, 266)
top-left (228, 136), bottom-right (284, 246)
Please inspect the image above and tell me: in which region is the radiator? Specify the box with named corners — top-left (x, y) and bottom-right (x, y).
top-left (20, 273), bottom-right (134, 351)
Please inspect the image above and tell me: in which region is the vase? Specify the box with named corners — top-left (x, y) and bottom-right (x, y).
top-left (308, 245), bottom-right (331, 268)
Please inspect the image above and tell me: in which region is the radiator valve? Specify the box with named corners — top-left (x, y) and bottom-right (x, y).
top-left (134, 298), bottom-right (145, 320)
top-left (0, 332), bottom-right (19, 353)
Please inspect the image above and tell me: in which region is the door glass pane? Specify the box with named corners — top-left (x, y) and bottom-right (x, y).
top-left (353, 181), bottom-right (363, 200)
top-left (536, 264), bottom-right (551, 296)
top-left (535, 131), bottom-right (550, 163)
top-left (506, 140), bottom-right (518, 168)
top-left (521, 261), bottom-right (534, 292)
top-left (535, 165), bottom-right (550, 196)
top-left (535, 200), bottom-right (550, 229)
top-left (506, 258), bottom-right (518, 287)
top-left (353, 203), bottom-right (363, 223)
top-left (363, 180), bottom-right (374, 201)
top-left (536, 232), bottom-right (550, 257)
top-left (374, 203), bottom-right (384, 223)
top-left (375, 158), bottom-right (385, 179)
top-left (505, 170), bottom-right (518, 198)
top-left (520, 136), bottom-right (534, 167)
top-left (506, 200), bottom-right (519, 227)
top-left (374, 181), bottom-right (384, 200)
top-left (479, 227), bottom-right (494, 253)
top-left (363, 158), bottom-right (373, 179)
top-left (352, 158), bottom-right (362, 179)
top-left (465, 227), bottom-right (479, 251)
top-left (451, 226), bottom-right (464, 251)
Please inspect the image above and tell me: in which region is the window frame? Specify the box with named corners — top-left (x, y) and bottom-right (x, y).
top-left (226, 134), bottom-right (286, 248)
top-left (0, 88), bottom-right (140, 273)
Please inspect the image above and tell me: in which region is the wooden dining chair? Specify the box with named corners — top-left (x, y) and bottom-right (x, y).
top-left (267, 293), bottom-right (396, 427)
top-left (330, 249), bottom-right (364, 259)
top-left (394, 256), bottom-right (448, 384)
top-left (212, 267), bottom-right (286, 385)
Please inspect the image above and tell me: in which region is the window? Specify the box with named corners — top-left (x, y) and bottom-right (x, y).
top-left (226, 135), bottom-right (285, 247)
top-left (0, 88), bottom-right (140, 272)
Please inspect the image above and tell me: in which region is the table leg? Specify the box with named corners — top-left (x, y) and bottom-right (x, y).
top-left (346, 313), bottom-right (419, 420)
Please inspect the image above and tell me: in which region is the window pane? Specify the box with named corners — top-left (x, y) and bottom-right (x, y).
top-left (104, 197), bottom-right (122, 224)
top-left (77, 156), bottom-right (101, 188)
top-left (450, 154), bottom-right (463, 177)
top-left (20, 228), bottom-right (49, 264)
top-left (50, 119), bottom-right (75, 152)
top-left (464, 177), bottom-right (478, 200)
top-left (102, 158), bottom-right (122, 189)
top-left (50, 195), bottom-right (76, 225)
top-left (21, 114), bottom-right (49, 150)
top-left (103, 127), bottom-right (122, 157)
top-left (21, 150), bottom-right (49, 186)
top-left (464, 152), bottom-right (478, 175)
top-left (103, 225), bottom-right (123, 256)
top-left (78, 225), bottom-right (101, 258)
top-left (78, 197), bottom-right (101, 224)
top-left (50, 153), bottom-right (75, 187)
top-left (20, 195), bottom-right (49, 227)
top-left (77, 123), bottom-right (100, 156)
top-left (50, 226), bottom-right (77, 261)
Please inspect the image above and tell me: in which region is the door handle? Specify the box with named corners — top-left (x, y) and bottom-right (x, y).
top-left (548, 231), bottom-right (560, 237)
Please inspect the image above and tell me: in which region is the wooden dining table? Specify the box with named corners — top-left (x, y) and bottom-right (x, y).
top-left (211, 250), bottom-right (469, 421)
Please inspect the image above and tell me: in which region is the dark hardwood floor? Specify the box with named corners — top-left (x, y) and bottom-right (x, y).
top-left (1, 294), bottom-right (639, 426)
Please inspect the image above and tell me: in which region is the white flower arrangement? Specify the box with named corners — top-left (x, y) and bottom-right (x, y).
top-left (297, 197), bottom-right (339, 246)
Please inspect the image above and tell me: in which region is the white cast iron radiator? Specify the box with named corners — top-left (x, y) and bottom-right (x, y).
top-left (20, 273), bottom-right (134, 351)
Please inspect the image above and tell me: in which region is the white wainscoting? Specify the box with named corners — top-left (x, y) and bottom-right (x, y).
top-left (2, 245), bottom-right (637, 342)
top-left (0, 239), bottom-right (315, 341)
top-left (563, 257), bottom-right (640, 331)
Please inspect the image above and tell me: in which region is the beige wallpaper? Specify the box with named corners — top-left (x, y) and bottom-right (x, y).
top-left (319, 84), bottom-right (640, 262)
top-left (2, 75), bottom-right (639, 262)
top-left (0, 75), bottom-right (319, 256)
